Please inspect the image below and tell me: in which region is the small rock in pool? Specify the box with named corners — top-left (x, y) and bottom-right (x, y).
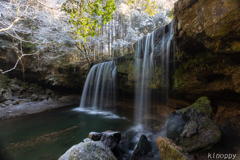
top-left (88, 132), bottom-right (103, 141)
top-left (101, 130), bottom-right (121, 150)
top-left (130, 134), bottom-right (153, 160)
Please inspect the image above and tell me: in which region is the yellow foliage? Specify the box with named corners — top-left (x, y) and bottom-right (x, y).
top-left (127, 0), bottom-right (159, 17)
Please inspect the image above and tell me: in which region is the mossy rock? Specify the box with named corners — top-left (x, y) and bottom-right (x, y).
top-left (177, 117), bottom-right (221, 152)
top-left (156, 137), bottom-right (190, 160)
top-left (59, 141), bottom-right (117, 160)
top-left (166, 97), bottom-right (221, 152)
top-left (176, 96), bottom-right (212, 118)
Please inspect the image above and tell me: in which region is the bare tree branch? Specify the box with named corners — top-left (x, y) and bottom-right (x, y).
top-left (0, 2), bottom-right (29, 32)
top-left (1, 49), bottom-right (41, 74)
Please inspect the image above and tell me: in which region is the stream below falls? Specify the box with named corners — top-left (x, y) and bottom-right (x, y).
top-left (0, 104), bottom-right (164, 160)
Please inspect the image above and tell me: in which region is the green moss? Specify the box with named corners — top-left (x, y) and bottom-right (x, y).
top-left (177, 96), bottom-right (212, 118)
top-left (231, 41), bottom-right (240, 52)
top-left (203, 145), bottom-right (212, 151)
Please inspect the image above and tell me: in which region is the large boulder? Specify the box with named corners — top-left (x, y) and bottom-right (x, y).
top-left (156, 137), bottom-right (190, 160)
top-left (100, 131), bottom-right (121, 150)
top-left (58, 141), bottom-right (117, 160)
top-left (167, 96), bottom-right (212, 139)
top-left (130, 135), bottom-right (153, 160)
top-left (167, 96), bottom-right (221, 152)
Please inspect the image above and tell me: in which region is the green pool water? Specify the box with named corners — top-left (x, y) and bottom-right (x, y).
top-left (0, 105), bottom-right (134, 160)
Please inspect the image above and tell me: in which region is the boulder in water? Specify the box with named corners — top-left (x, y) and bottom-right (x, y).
top-left (156, 137), bottom-right (190, 160)
top-left (88, 132), bottom-right (103, 141)
top-left (58, 141), bottom-right (117, 160)
top-left (166, 96), bottom-right (221, 152)
top-left (121, 130), bottom-right (138, 150)
top-left (101, 130), bottom-right (121, 150)
top-left (130, 135), bottom-right (153, 160)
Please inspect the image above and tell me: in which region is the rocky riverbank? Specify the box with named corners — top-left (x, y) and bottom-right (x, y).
top-left (0, 74), bottom-right (80, 119)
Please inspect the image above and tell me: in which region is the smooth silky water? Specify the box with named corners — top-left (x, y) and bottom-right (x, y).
top-left (0, 105), bottom-right (135, 160)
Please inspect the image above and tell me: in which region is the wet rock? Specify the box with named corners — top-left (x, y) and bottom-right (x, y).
top-left (166, 97), bottom-right (221, 152)
top-left (88, 132), bottom-right (103, 141)
top-left (112, 145), bottom-right (131, 160)
top-left (30, 93), bottom-right (38, 101)
top-left (130, 135), bottom-right (153, 160)
top-left (166, 112), bottom-right (190, 140)
top-left (58, 141), bottom-right (117, 160)
top-left (101, 131), bottom-right (121, 150)
top-left (121, 130), bottom-right (138, 150)
top-left (156, 137), bottom-right (190, 160)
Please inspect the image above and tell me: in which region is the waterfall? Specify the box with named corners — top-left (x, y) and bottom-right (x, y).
top-left (135, 32), bottom-right (154, 125)
top-left (80, 61), bottom-right (117, 110)
top-left (164, 21), bottom-right (174, 106)
top-left (134, 21), bottom-right (175, 126)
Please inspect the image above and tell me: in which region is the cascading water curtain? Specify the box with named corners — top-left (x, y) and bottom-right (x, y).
top-left (134, 21), bottom-right (175, 127)
top-left (164, 21), bottom-right (174, 106)
top-left (135, 32), bottom-right (154, 125)
top-left (80, 61), bottom-right (117, 111)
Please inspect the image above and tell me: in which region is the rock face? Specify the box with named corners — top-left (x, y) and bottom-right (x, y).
top-left (166, 96), bottom-right (221, 152)
top-left (58, 141), bottom-right (117, 160)
top-left (167, 0), bottom-right (240, 104)
top-left (175, 0), bottom-right (240, 53)
top-left (100, 131), bottom-right (121, 150)
top-left (156, 137), bottom-right (190, 160)
top-left (130, 135), bottom-right (153, 160)
top-left (215, 104), bottom-right (240, 136)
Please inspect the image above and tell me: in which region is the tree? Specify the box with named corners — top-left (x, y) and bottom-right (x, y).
top-left (0, 0), bottom-right (70, 74)
top-left (127, 0), bottom-right (159, 17)
top-left (61, 0), bottom-right (116, 66)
